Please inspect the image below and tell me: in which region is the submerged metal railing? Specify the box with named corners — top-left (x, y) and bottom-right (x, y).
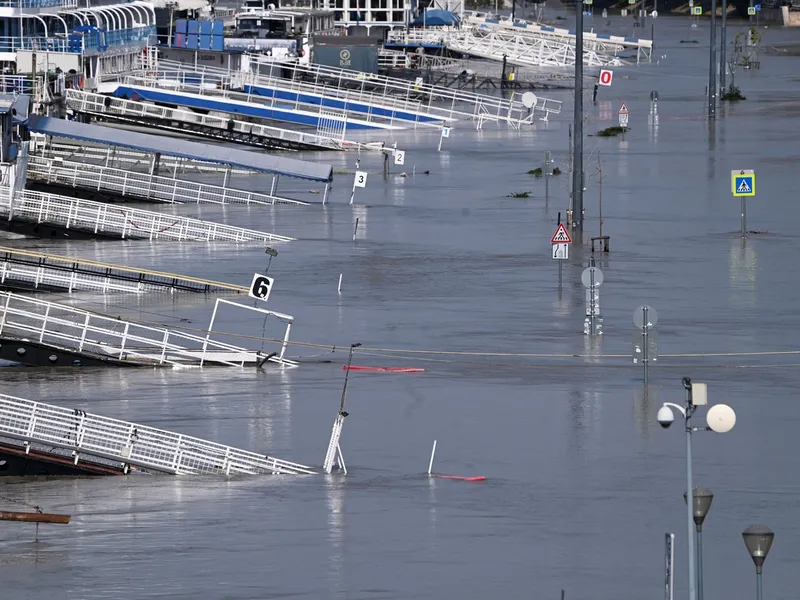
top-left (27, 154), bottom-right (307, 207)
top-left (0, 186), bottom-right (294, 243)
top-left (0, 393), bottom-right (315, 475)
top-left (0, 291), bottom-right (296, 368)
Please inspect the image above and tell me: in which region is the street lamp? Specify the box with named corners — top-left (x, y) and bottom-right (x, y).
top-left (656, 377), bottom-right (736, 600)
top-left (742, 525), bottom-right (775, 600)
top-left (684, 487), bottom-right (714, 600)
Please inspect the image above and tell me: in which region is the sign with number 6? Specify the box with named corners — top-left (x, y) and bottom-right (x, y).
top-left (248, 273), bottom-right (274, 303)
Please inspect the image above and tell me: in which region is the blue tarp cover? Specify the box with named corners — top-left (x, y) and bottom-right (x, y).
top-left (411, 9), bottom-right (460, 27)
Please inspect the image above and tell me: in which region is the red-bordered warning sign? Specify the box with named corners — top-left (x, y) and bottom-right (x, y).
top-left (599, 69), bottom-right (613, 86)
top-left (618, 102), bottom-right (630, 115)
top-left (551, 222), bottom-right (572, 244)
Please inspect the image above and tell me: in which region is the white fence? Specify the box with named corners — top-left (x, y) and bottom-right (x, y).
top-left (27, 154), bottom-right (306, 207)
top-left (0, 393), bottom-right (315, 475)
top-left (0, 186), bottom-right (294, 243)
top-left (0, 291), bottom-right (294, 368)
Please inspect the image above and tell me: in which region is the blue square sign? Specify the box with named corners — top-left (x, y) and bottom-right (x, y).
top-left (755, 3), bottom-right (761, 9)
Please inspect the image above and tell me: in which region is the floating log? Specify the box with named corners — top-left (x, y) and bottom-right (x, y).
top-left (0, 511), bottom-right (70, 524)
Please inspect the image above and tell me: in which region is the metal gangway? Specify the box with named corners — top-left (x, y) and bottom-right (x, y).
top-left (27, 154), bottom-right (308, 207)
top-left (0, 291), bottom-right (298, 368)
top-left (65, 89), bottom-right (385, 153)
top-left (0, 186), bottom-right (293, 243)
top-left (193, 56), bottom-right (563, 128)
top-left (392, 28), bottom-right (623, 68)
top-left (0, 393), bottom-right (315, 475)
top-left (111, 76), bottom-right (418, 132)
top-left (132, 60), bottom-right (453, 128)
top-left (0, 246), bottom-right (249, 295)
top-left (460, 11), bottom-right (653, 61)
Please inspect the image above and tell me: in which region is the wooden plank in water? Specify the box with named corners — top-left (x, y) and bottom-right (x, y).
top-left (0, 511), bottom-right (70, 524)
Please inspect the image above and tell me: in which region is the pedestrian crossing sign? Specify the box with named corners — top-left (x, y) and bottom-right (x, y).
top-left (748, 6), bottom-right (756, 15)
top-left (693, 6), bottom-right (702, 14)
top-left (731, 170), bottom-right (755, 197)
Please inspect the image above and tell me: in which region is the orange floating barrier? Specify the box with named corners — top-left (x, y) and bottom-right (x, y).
top-left (433, 475), bottom-right (487, 482)
top-left (342, 366), bottom-right (425, 373)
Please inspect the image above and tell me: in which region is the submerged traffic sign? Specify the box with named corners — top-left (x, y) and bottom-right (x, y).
top-left (731, 169), bottom-right (755, 197)
top-left (551, 222), bottom-right (572, 244)
top-left (617, 102), bottom-right (630, 115)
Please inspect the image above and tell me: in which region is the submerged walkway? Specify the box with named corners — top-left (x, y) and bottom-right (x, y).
top-left (0, 393), bottom-right (315, 475)
top-left (0, 246), bottom-right (249, 294)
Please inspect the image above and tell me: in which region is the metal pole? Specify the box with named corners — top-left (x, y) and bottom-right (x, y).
top-left (720, 0), bottom-right (727, 92)
top-left (545, 150), bottom-right (550, 206)
top-left (557, 211), bottom-right (563, 289)
top-left (697, 528), bottom-right (704, 600)
top-left (685, 390), bottom-right (697, 600)
top-left (339, 343), bottom-right (359, 414)
top-left (572, 2), bottom-right (584, 233)
top-left (756, 568), bottom-right (762, 600)
top-left (642, 306), bottom-right (649, 383)
top-left (741, 197), bottom-right (747, 239)
top-left (708, 0), bottom-right (717, 119)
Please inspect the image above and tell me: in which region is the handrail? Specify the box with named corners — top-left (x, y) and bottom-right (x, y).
top-left (0, 392), bottom-right (315, 475)
top-left (0, 245), bottom-right (249, 294)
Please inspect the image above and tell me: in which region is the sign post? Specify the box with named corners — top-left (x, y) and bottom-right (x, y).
top-left (665, 533), bottom-right (675, 600)
top-left (350, 170), bottom-right (368, 205)
top-left (581, 260), bottom-right (604, 336)
top-left (618, 102), bottom-right (630, 129)
top-left (438, 126), bottom-right (451, 152)
top-left (551, 216), bottom-right (572, 290)
top-left (632, 305), bottom-right (658, 383)
top-left (731, 169), bottom-right (755, 238)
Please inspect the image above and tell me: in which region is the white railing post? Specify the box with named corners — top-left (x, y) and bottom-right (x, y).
top-left (119, 322), bottom-right (130, 359)
top-left (78, 312), bottom-right (90, 352)
top-left (38, 303), bottom-right (51, 343)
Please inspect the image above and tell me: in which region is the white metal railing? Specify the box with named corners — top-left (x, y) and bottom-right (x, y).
top-left (65, 89), bottom-right (362, 152)
top-left (138, 61), bottom-right (446, 124)
top-left (0, 393), bottom-right (315, 475)
top-left (0, 291), bottom-right (295, 368)
top-left (121, 73), bottom-right (433, 130)
top-left (32, 137), bottom-right (255, 176)
top-left (242, 55), bottom-right (563, 125)
top-left (27, 154), bottom-right (307, 207)
top-left (0, 186), bottom-right (294, 243)
top-left (461, 10), bottom-right (653, 54)
top-left (0, 246), bottom-right (248, 294)
top-left (440, 29), bottom-right (623, 68)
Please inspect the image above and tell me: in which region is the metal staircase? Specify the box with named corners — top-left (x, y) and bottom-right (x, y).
top-left (0, 393), bottom-right (315, 475)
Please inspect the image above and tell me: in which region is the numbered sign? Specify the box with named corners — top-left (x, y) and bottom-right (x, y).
top-left (394, 150), bottom-right (405, 165)
top-left (354, 171), bottom-right (368, 188)
top-left (248, 273), bottom-right (274, 303)
top-left (441, 127), bottom-right (451, 138)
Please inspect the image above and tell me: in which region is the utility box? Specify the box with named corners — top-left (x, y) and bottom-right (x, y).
top-left (312, 36), bottom-right (379, 73)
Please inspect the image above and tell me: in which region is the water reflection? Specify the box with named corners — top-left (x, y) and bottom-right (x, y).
top-left (567, 388), bottom-right (601, 454)
top-left (352, 206), bottom-right (368, 241)
top-left (634, 385), bottom-right (658, 441)
top-left (728, 238), bottom-right (758, 308)
top-left (325, 477), bottom-right (346, 598)
top-left (427, 475), bottom-right (438, 552)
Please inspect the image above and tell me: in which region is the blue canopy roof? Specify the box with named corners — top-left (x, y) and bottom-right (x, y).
top-left (412, 9), bottom-right (460, 27)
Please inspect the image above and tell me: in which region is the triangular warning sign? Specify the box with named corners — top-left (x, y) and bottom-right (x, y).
top-left (617, 102), bottom-right (630, 115)
top-left (737, 179), bottom-right (752, 194)
top-left (551, 223), bottom-right (572, 244)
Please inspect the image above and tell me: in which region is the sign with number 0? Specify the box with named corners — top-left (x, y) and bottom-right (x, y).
top-left (248, 273), bottom-right (274, 302)
top-left (354, 171), bottom-right (368, 188)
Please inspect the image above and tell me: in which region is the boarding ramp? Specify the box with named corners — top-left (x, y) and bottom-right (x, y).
top-left (127, 62), bottom-right (452, 128)
top-left (27, 154), bottom-right (307, 207)
top-left (112, 77), bottom-right (418, 132)
top-left (0, 291), bottom-right (298, 369)
top-left (65, 90), bottom-right (385, 153)
top-left (0, 246), bottom-right (249, 295)
top-left (0, 186), bottom-right (292, 243)
top-left (390, 28), bottom-right (623, 68)
top-left (220, 56), bottom-right (563, 127)
top-left (0, 393), bottom-right (315, 475)
top-left (27, 115), bottom-right (334, 184)
top-left (460, 11), bottom-right (653, 61)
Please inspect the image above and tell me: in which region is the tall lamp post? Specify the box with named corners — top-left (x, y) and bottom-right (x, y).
top-left (656, 378), bottom-right (737, 600)
top-left (742, 525), bottom-right (775, 600)
top-left (684, 487), bottom-right (714, 600)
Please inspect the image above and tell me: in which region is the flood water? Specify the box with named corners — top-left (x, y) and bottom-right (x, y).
top-left (1, 14), bottom-right (800, 600)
